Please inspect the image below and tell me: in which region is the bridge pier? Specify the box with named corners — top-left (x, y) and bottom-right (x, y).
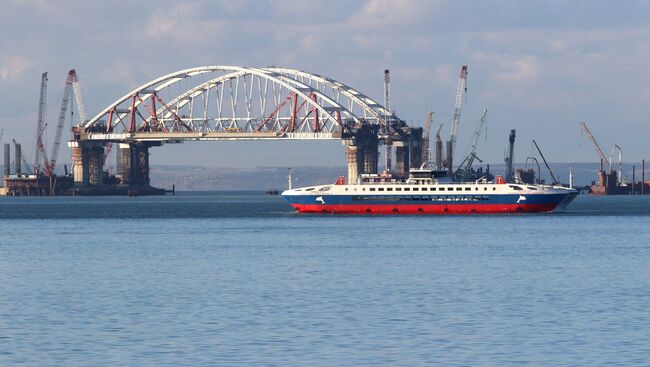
top-left (342, 124), bottom-right (379, 184)
top-left (395, 145), bottom-right (409, 176)
top-left (118, 143), bottom-right (154, 186)
top-left (71, 142), bottom-right (105, 186)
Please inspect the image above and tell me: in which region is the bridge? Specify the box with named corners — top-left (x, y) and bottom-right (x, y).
top-left (70, 66), bottom-right (423, 192)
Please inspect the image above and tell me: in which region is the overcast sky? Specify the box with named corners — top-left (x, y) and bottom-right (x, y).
top-left (1, 0), bottom-right (650, 168)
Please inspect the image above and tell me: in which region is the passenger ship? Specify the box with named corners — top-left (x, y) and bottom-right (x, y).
top-left (282, 169), bottom-right (578, 214)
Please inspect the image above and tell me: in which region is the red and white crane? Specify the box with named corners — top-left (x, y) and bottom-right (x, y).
top-left (34, 72), bottom-right (48, 174)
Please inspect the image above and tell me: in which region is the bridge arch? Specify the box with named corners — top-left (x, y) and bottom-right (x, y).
top-left (83, 66), bottom-right (405, 141)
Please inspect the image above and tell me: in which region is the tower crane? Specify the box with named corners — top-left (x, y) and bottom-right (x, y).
top-left (421, 111), bottom-right (434, 164)
top-left (455, 109), bottom-right (487, 180)
top-left (580, 122), bottom-right (609, 171)
top-left (446, 65), bottom-right (468, 169)
top-left (34, 72), bottom-right (48, 174)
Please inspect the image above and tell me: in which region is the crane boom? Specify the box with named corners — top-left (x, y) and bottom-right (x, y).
top-left (580, 122), bottom-right (608, 167)
top-left (449, 65), bottom-right (468, 157)
top-left (532, 139), bottom-right (558, 184)
top-left (466, 108), bottom-right (487, 159)
top-left (71, 70), bottom-right (87, 123)
top-left (45, 70), bottom-right (76, 176)
top-left (34, 72), bottom-right (48, 173)
top-left (455, 109), bottom-right (487, 178)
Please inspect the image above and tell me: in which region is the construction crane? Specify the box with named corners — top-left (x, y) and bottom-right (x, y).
top-left (446, 65), bottom-right (468, 170)
top-left (580, 122), bottom-right (609, 171)
top-left (43, 70), bottom-right (78, 177)
top-left (532, 139), bottom-right (558, 185)
top-left (455, 109), bottom-right (487, 180)
top-left (421, 111), bottom-right (434, 165)
top-left (610, 144), bottom-right (623, 184)
top-left (34, 72), bottom-right (48, 174)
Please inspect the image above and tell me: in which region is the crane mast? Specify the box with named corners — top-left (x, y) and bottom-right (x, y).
top-left (448, 65), bottom-right (468, 159)
top-left (72, 71), bottom-right (87, 124)
top-left (383, 69), bottom-right (392, 171)
top-left (34, 72), bottom-right (48, 174)
top-left (580, 122), bottom-right (609, 169)
top-left (45, 70), bottom-right (77, 176)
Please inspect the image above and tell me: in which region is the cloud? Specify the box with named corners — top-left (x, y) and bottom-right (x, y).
top-left (0, 55), bottom-right (33, 80)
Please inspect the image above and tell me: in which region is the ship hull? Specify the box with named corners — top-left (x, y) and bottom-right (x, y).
top-left (284, 191), bottom-right (578, 215)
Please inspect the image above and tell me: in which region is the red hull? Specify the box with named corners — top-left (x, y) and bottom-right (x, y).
top-left (291, 203), bottom-right (558, 214)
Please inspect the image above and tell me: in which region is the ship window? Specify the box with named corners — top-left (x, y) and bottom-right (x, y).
top-left (362, 188), bottom-right (366, 191)
top-left (387, 187), bottom-right (393, 191)
top-left (484, 187), bottom-right (487, 191)
top-left (369, 188), bottom-right (376, 191)
top-left (431, 187), bottom-right (436, 191)
top-left (509, 185), bottom-right (523, 191)
top-left (475, 187), bottom-right (478, 191)
top-left (528, 187), bottom-right (536, 190)
top-left (319, 186), bottom-right (331, 191)
top-left (404, 188), bottom-right (410, 191)
top-left (396, 187), bottom-right (402, 191)
top-left (465, 187), bottom-right (471, 191)
top-left (493, 187), bottom-right (496, 190)
top-left (413, 187), bottom-right (419, 191)
top-left (305, 187), bottom-right (315, 191)
top-left (345, 188), bottom-right (348, 191)
top-left (439, 187), bottom-right (445, 191)
top-left (378, 188), bottom-right (384, 191)
top-left (456, 187), bottom-right (462, 191)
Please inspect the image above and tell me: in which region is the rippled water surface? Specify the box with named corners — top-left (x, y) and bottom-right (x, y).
top-left (1, 193), bottom-right (649, 366)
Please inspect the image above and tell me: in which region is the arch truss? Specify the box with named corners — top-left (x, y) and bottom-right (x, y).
top-left (82, 66), bottom-right (404, 142)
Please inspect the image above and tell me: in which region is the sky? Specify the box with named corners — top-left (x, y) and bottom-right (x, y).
top-left (1, 0), bottom-right (650, 169)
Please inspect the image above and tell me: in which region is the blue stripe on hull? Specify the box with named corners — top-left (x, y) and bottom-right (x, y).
top-left (284, 193), bottom-right (570, 206)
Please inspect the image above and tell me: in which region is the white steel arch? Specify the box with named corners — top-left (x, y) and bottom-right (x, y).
top-left (83, 66), bottom-right (403, 142)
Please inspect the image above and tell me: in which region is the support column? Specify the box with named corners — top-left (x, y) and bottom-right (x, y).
top-left (345, 145), bottom-right (362, 184)
top-left (363, 137), bottom-right (379, 174)
top-left (410, 142), bottom-right (422, 170)
top-left (4, 143), bottom-right (10, 177)
top-left (14, 143), bottom-right (21, 175)
top-left (446, 141), bottom-right (453, 175)
top-left (71, 145), bottom-right (88, 186)
top-left (129, 144), bottom-right (151, 186)
top-left (119, 144), bottom-right (132, 184)
top-left (395, 146), bottom-right (410, 176)
top-left (88, 146), bottom-right (104, 186)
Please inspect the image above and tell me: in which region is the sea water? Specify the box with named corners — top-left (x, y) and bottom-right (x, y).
top-left (1, 193), bottom-right (649, 366)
